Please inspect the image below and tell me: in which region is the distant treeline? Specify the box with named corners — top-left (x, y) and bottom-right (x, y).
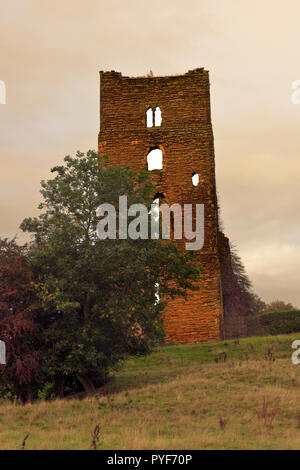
top-left (260, 310), bottom-right (300, 335)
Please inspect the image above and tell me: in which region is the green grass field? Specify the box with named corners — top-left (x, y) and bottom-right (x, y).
top-left (1, 333), bottom-right (300, 450)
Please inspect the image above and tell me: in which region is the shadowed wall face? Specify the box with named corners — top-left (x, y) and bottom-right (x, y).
top-left (98, 68), bottom-right (224, 343)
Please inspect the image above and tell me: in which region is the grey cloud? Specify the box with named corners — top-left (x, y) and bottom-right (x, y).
top-left (1, 0), bottom-right (300, 305)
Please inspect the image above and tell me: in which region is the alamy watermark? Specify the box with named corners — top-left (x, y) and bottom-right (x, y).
top-left (0, 80), bottom-right (6, 104)
top-left (291, 80), bottom-right (300, 104)
top-left (291, 340), bottom-right (300, 365)
top-left (0, 340), bottom-right (5, 365)
top-left (96, 196), bottom-right (204, 251)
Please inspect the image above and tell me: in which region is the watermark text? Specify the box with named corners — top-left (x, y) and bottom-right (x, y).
top-left (0, 80), bottom-right (6, 104)
top-left (96, 196), bottom-right (204, 251)
top-left (0, 340), bottom-right (5, 365)
top-left (291, 80), bottom-right (300, 104)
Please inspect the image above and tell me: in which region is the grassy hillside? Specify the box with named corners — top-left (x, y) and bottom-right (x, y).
top-left (1, 333), bottom-right (300, 450)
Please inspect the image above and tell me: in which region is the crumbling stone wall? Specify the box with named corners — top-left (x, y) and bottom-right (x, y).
top-left (98, 68), bottom-right (247, 343)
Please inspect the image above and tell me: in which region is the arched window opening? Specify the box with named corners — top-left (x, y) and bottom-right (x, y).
top-left (146, 107), bottom-right (153, 127)
top-left (192, 172), bottom-right (199, 186)
top-left (150, 197), bottom-right (159, 240)
top-left (154, 106), bottom-right (162, 126)
top-left (151, 197), bottom-right (160, 221)
top-left (149, 193), bottom-right (165, 240)
top-left (153, 192), bottom-right (165, 202)
top-left (147, 147), bottom-right (163, 171)
top-left (151, 193), bottom-right (165, 222)
top-left (154, 282), bottom-right (160, 305)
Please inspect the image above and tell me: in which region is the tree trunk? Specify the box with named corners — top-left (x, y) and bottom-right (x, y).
top-left (19, 384), bottom-right (33, 405)
top-left (54, 374), bottom-right (64, 399)
top-left (76, 373), bottom-right (96, 396)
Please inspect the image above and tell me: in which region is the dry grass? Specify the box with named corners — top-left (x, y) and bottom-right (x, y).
top-left (1, 334), bottom-right (300, 449)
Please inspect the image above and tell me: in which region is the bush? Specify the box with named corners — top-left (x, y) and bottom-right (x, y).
top-left (260, 310), bottom-right (300, 335)
top-left (246, 313), bottom-right (265, 337)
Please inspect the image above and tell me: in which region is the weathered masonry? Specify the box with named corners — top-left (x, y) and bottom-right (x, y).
top-left (98, 68), bottom-right (248, 343)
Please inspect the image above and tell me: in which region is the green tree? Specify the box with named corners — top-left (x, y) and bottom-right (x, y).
top-left (263, 299), bottom-right (297, 313)
top-left (230, 244), bottom-right (265, 315)
top-left (21, 150), bottom-right (201, 396)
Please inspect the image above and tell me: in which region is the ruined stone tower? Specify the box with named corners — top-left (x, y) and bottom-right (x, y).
top-left (98, 68), bottom-right (248, 343)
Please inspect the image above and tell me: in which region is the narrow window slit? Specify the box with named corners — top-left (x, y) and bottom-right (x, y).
top-left (154, 106), bottom-right (162, 126)
top-left (146, 108), bottom-right (153, 127)
top-left (192, 173), bottom-right (199, 186)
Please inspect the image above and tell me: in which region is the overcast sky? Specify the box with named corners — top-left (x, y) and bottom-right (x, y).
top-left (1, 0), bottom-right (300, 306)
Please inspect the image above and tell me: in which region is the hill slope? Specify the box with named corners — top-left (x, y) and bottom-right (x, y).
top-left (1, 333), bottom-right (300, 450)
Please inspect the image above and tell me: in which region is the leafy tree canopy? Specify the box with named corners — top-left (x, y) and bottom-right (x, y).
top-left (263, 299), bottom-right (297, 313)
top-left (20, 150), bottom-right (202, 395)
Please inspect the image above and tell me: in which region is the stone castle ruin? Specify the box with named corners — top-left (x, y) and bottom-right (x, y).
top-left (98, 68), bottom-right (249, 344)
